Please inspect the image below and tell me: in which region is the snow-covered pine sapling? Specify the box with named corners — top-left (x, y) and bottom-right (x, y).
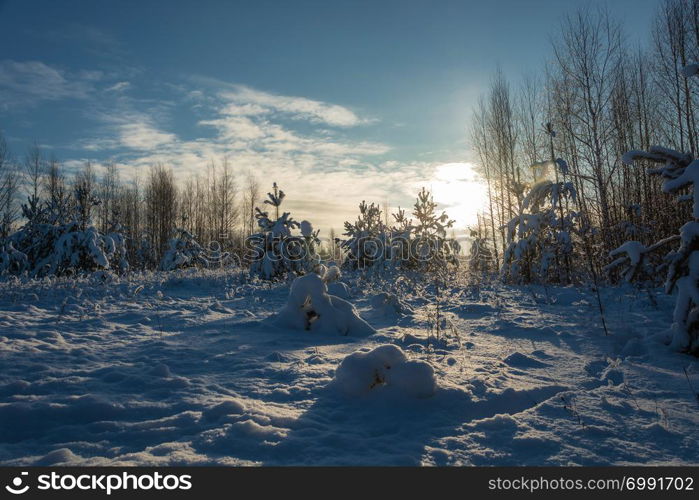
top-left (248, 182), bottom-right (320, 280)
top-left (501, 179), bottom-right (578, 284)
top-left (6, 185), bottom-right (122, 277)
top-left (264, 182), bottom-right (285, 220)
top-left (411, 187), bottom-right (459, 273)
top-left (159, 226), bottom-right (204, 271)
top-left (622, 146), bottom-right (699, 353)
top-left (104, 209), bottom-right (129, 274)
top-left (468, 228), bottom-right (494, 274)
top-left (340, 201), bottom-right (389, 270)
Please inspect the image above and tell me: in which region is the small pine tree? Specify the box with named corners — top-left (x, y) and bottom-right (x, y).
top-left (7, 186), bottom-right (120, 277)
top-left (502, 179), bottom-right (578, 284)
top-left (340, 201), bottom-right (389, 270)
top-left (410, 187), bottom-right (459, 272)
top-left (159, 226), bottom-right (204, 271)
top-left (468, 229), bottom-right (493, 273)
top-left (247, 183), bottom-right (320, 280)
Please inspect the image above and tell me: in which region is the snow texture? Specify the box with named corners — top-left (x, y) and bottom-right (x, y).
top-left (333, 344), bottom-right (436, 398)
top-left (0, 270), bottom-right (697, 466)
top-left (275, 271), bottom-right (375, 335)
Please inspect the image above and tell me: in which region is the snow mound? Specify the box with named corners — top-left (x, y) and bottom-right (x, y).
top-left (327, 282), bottom-right (351, 299)
top-left (202, 400), bottom-right (246, 422)
top-left (333, 344), bottom-right (436, 398)
top-left (370, 292), bottom-right (414, 316)
top-left (36, 448), bottom-right (81, 465)
top-left (275, 272), bottom-right (375, 336)
top-left (503, 352), bottom-right (550, 368)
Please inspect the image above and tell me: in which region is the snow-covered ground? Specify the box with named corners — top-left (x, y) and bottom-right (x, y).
top-left (0, 268), bottom-right (697, 466)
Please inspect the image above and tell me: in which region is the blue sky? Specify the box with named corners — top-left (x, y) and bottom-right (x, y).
top-left (0, 0), bottom-right (659, 234)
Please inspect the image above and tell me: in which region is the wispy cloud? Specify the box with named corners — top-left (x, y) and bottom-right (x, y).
top-left (42, 73), bottom-right (474, 232)
top-left (105, 81), bottom-right (131, 92)
top-left (0, 60), bottom-right (100, 107)
top-left (218, 85), bottom-right (370, 127)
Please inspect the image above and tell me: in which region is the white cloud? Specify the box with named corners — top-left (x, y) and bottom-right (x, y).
top-left (0, 60), bottom-right (98, 106)
top-left (106, 81), bottom-right (131, 92)
top-left (219, 85), bottom-right (368, 127)
top-left (72, 80), bottom-right (481, 234)
top-left (118, 121), bottom-right (176, 150)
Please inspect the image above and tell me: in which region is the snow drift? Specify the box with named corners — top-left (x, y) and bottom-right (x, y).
top-left (333, 344), bottom-right (436, 398)
top-left (275, 268), bottom-right (375, 336)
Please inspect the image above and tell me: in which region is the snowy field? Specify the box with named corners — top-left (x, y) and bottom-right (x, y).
top-left (0, 268), bottom-right (698, 466)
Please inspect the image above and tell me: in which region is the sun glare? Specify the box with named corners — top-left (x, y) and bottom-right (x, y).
top-left (427, 162), bottom-right (487, 230)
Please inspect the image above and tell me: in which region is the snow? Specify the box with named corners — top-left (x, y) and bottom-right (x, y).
top-left (370, 292), bottom-right (414, 317)
top-left (663, 160), bottom-right (699, 218)
top-left (274, 271), bottom-right (375, 336)
top-left (333, 344), bottom-right (436, 398)
top-left (300, 220), bottom-right (313, 237)
top-left (0, 269), bottom-right (698, 465)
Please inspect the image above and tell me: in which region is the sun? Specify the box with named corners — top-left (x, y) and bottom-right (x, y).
top-left (428, 162), bottom-right (488, 230)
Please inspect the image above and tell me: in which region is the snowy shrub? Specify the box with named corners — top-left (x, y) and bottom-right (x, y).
top-left (333, 344), bottom-right (436, 398)
top-left (408, 187), bottom-right (460, 272)
top-left (0, 242), bottom-right (28, 275)
top-left (501, 179), bottom-right (578, 284)
top-left (468, 229), bottom-right (494, 274)
top-left (198, 241), bottom-right (234, 269)
top-left (340, 201), bottom-right (391, 270)
top-left (370, 292), bottom-right (414, 316)
top-left (321, 264), bottom-right (351, 298)
top-left (275, 267), bottom-right (375, 336)
top-left (105, 222), bottom-right (129, 273)
top-left (5, 188), bottom-right (126, 277)
top-left (14, 223), bottom-right (118, 277)
top-left (247, 183), bottom-right (320, 280)
top-left (622, 145), bottom-right (699, 354)
top-left (604, 237), bottom-right (678, 284)
top-left (341, 189), bottom-right (459, 274)
top-left (159, 227), bottom-right (204, 271)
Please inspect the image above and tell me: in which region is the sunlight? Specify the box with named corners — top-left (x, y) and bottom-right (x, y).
top-left (427, 162), bottom-right (487, 229)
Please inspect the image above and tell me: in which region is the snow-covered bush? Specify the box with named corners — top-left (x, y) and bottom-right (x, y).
top-left (0, 242), bottom-right (28, 275)
top-left (105, 222), bottom-right (129, 273)
top-left (275, 267), bottom-right (375, 336)
top-left (4, 188), bottom-right (127, 277)
top-left (468, 229), bottom-right (494, 273)
top-left (408, 187), bottom-right (460, 272)
top-left (159, 227), bottom-right (204, 271)
top-left (622, 145), bottom-right (699, 353)
top-left (502, 179), bottom-right (578, 283)
top-left (199, 241), bottom-right (233, 269)
top-left (322, 264), bottom-right (351, 298)
top-left (247, 183), bottom-right (320, 280)
top-left (340, 201), bottom-right (391, 270)
top-left (341, 189), bottom-right (459, 274)
top-left (370, 292), bottom-right (414, 317)
top-left (604, 237), bottom-right (678, 284)
top-left (333, 344), bottom-right (436, 398)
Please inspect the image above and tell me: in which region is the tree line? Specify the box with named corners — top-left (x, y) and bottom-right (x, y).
top-left (0, 137), bottom-right (263, 269)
